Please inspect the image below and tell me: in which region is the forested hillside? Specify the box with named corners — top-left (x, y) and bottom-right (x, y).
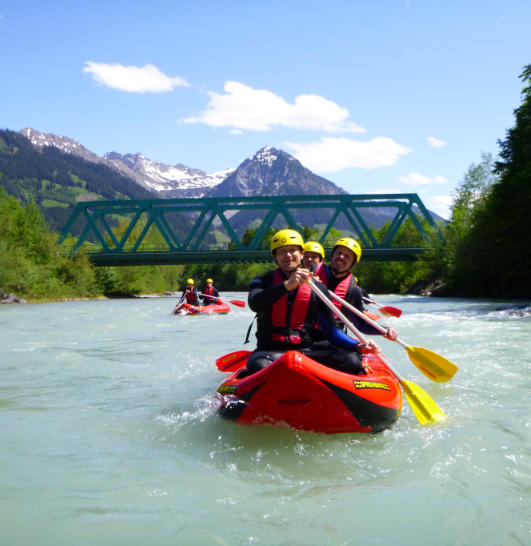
top-left (437, 65), bottom-right (531, 298)
top-left (0, 129), bottom-right (154, 232)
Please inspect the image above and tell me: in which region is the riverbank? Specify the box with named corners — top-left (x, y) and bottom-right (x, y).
top-left (0, 290), bottom-right (26, 304)
top-left (0, 289), bottom-right (178, 304)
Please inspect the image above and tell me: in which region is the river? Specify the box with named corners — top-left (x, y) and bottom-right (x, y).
top-left (1, 294), bottom-right (530, 545)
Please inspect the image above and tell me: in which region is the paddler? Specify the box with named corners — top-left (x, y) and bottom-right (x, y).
top-left (200, 278), bottom-right (219, 306)
top-left (181, 278), bottom-right (200, 306)
top-left (302, 241), bottom-right (325, 273)
top-left (312, 237), bottom-right (398, 342)
top-left (245, 229), bottom-right (380, 374)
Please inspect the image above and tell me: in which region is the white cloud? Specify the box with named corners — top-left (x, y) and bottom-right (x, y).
top-left (427, 136), bottom-right (447, 148)
top-left (429, 194), bottom-right (453, 219)
top-left (399, 172), bottom-right (448, 185)
top-left (83, 62), bottom-right (190, 93)
top-left (183, 81), bottom-right (366, 133)
top-left (285, 137), bottom-right (411, 172)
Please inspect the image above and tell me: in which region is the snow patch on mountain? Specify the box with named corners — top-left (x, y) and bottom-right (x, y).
top-left (253, 145), bottom-right (279, 167)
top-left (104, 152), bottom-right (233, 194)
top-left (20, 127), bottom-right (104, 164)
top-left (19, 128), bottom-right (233, 197)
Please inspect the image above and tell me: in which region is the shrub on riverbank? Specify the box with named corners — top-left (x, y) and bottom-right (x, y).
top-left (0, 189), bottom-right (101, 300)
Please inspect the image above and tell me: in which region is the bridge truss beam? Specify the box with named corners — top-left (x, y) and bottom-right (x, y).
top-left (57, 194), bottom-right (442, 265)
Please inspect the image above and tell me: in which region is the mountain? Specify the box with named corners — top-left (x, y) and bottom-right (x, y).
top-left (3, 127), bottom-right (442, 238)
top-left (20, 128), bottom-right (105, 165)
top-left (21, 128), bottom-right (231, 198)
top-left (205, 146), bottom-right (345, 197)
top-left (204, 146), bottom-right (419, 231)
top-left (0, 129), bottom-right (155, 232)
top-left (103, 151), bottom-right (233, 198)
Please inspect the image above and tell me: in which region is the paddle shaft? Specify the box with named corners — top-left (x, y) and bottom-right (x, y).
top-left (363, 297), bottom-right (383, 309)
top-left (330, 291), bottom-right (409, 348)
top-left (328, 288), bottom-right (458, 383)
top-left (309, 281), bottom-right (407, 380)
top-left (309, 280), bottom-right (446, 425)
top-left (309, 280), bottom-right (368, 344)
top-left (363, 297), bottom-right (402, 317)
top-left (198, 293), bottom-right (245, 307)
top-left (172, 294), bottom-right (186, 313)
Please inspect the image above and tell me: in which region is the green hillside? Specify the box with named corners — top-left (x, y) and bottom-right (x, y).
top-left (0, 129), bottom-right (154, 233)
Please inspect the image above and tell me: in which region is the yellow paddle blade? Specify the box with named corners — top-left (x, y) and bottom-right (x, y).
top-left (401, 379), bottom-right (446, 426)
top-left (406, 346), bottom-right (458, 383)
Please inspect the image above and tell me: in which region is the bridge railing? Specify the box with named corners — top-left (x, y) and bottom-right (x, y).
top-left (57, 193), bottom-right (442, 265)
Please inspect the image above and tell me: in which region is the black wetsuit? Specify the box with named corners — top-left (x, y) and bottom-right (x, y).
top-left (246, 269), bottom-right (365, 374)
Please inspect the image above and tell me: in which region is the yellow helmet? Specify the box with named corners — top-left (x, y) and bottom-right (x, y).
top-left (270, 229), bottom-right (304, 254)
top-left (186, 278), bottom-right (194, 285)
top-left (333, 237), bottom-right (362, 264)
top-left (303, 241), bottom-right (325, 260)
top-left (206, 278), bottom-right (213, 283)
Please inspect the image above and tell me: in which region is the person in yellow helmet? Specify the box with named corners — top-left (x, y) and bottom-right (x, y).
top-left (302, 241), bottom-right (325, 271)
top-left (200, 278), bottom-right (219, 306)
top-left (245, 229), bottom-right (379, 374)
top-left (173, 278), bottom-right (200, 313)
top-left (313, 237), bottom-right (397, 343)
top-left (181, 278), bottom-right (200, 305)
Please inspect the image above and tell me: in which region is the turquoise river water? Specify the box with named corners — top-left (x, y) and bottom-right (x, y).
top-left (1, 294), bottom-right (530, 545)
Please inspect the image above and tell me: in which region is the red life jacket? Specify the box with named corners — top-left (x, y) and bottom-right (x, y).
top-left (186, 290), bottom-right (197, 304)
top-left (316, 262), bottom-right (327, 284)
top-left (270, 269), bottom-right (312, 345)
top-left (203, 286), bottom-right (214, 296)
top-left (314, 262), bottom-right (326, 281)
top-left (318, 267), bottom-right (354, 317)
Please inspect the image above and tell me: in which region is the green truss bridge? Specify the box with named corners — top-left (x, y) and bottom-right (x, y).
top-left (57, 193), bottom-right (441, 266)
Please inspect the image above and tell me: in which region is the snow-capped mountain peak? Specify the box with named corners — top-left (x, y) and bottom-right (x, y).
top-left (103, 151), bottom-right (234, 195)
top-left (19, 128), bottom-right (233, 198)
top-left (252, 145), bottom-right (287, 167)
top-left (20, 127), bottom-right (104, 164)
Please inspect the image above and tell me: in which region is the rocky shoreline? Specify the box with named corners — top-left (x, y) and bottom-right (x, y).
top-left (0, 290), bottom-right (26, 304)
top-left (404, 279), bottom-right (451, 297)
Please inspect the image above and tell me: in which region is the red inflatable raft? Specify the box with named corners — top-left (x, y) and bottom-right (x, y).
top-left (173, 301), bottom-right (230, 315)
top-left (216, 350), bottom-right (402, 434)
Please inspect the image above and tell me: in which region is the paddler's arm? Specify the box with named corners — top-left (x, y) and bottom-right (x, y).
top-left (311, 279), bottom-right (359, 351)
top-left (317, 312), bottom-right (359, 350)
top-left (313, 280), bottom-right (381, 353)
top-left (344, 286), bottom-right (398, 340)
top-left (316, 312), bottom-right (380, 353)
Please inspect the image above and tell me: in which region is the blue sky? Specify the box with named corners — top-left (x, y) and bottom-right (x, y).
top-left (1, 1), bottom-right (529, 218)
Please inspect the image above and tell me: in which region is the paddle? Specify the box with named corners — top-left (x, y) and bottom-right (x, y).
top-left (198, 294), bottom-right (246, 308)
top-left (363, 297), bottom-right (403, 318)
top-left (216, 350), bottom-right (252, 372)
top-left (363, 309), bottom-right (381, 321)
top-left (328, 290), bottom-right (458, 383)
top-left (172, 294), bottom-right (185, 314)
top-left (308, 279), bottom-right (446, 426)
